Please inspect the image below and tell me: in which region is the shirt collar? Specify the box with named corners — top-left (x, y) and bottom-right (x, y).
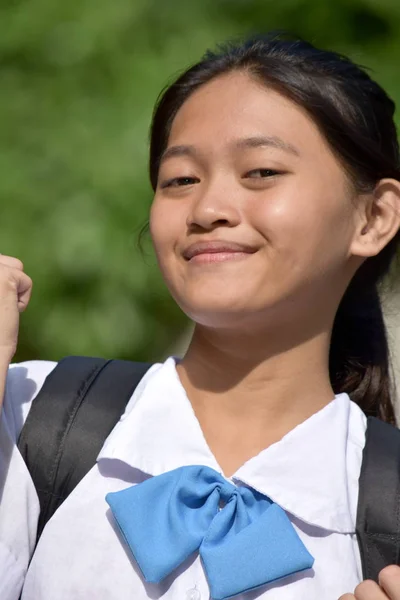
top-left (99, 357), bottom-right (367, 534)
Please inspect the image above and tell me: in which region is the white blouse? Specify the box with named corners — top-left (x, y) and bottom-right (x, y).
top-left (0, 357), bottom-right (366, 600)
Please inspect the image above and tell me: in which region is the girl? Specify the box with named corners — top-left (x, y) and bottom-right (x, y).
top-left (1, 32), bottom-right (400, 600)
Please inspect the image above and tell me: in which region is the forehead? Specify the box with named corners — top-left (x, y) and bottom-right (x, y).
top-left (168, 71), bottom-right (331, 160)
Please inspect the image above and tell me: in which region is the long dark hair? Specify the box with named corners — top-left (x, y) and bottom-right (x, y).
top-left (148, 33), bottom-right (400, 424)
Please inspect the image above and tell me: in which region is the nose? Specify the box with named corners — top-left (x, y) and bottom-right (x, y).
top-left (186, 179), bottom-right (241, 232)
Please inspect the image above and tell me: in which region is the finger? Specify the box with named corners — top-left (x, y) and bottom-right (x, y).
top-left (379, 565), bottom-right (400, 599)
top-left (339, 595), bottom-right (356, 600)
top-left (0, 255), bottom-right (24, 271)
top-left (354, 579), bottom-right (389, 600)
top-left (17, 273), bottom-right (32, 313)
top-left (0, 269), bottom-right (33, 313)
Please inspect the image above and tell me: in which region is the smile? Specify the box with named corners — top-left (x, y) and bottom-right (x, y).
top-left (187, 251), bottom-right (254, 264)
top-left (182, 240), bottom-right (258, 264)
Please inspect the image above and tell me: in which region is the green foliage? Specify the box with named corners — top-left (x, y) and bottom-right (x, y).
top-left (0, 0), bottom-right (399, 362)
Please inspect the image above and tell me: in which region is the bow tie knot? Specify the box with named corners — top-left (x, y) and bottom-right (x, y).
top-left (106, 465), bottom-right (314, 599)
top-left (215, 479), bottom-right (234, 506)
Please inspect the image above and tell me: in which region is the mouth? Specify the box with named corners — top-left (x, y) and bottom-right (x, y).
top-left (182, 240), bottom-right (258, 264)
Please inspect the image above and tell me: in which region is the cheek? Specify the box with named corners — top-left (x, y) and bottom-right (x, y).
top-left (149, 199), bottom-right (184, 264)
top-left (250, 185), bottom-right (354, 266)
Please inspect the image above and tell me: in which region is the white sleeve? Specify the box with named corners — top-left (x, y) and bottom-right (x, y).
top-left (0, 360), bottom-right (57, 600)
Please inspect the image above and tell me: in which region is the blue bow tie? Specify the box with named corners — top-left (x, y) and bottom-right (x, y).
top-left (106, 465), bottom-right (314, 599)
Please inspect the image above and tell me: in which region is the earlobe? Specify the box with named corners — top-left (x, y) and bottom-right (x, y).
top-left (350, 178), bottom-right (400, 258)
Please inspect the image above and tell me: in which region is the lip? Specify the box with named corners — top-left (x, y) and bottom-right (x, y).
top-left (182, 240), bottom-right (258, 262)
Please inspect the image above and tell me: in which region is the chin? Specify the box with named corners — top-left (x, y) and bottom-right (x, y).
top-left (176, 295), bottom-right (264, 329)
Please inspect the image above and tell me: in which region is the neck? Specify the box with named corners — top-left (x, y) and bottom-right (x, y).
top-left (176, 321), bottom-right (336, 475)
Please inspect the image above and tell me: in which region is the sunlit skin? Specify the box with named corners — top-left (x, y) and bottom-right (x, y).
top-left (150, 71), bottom-right (400, 482)
top-left (152, 74), bottom-right (359, 331)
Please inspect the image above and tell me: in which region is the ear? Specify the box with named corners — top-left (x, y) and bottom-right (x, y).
top-left (350, 178), bottom-right (400, 258)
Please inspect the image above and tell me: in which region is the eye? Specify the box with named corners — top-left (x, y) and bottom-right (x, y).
top-left (245, 169), bottom-right (281, 178)
top-left (160, 176), bottom-right (200, 189)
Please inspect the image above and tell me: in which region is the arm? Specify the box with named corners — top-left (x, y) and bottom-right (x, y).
top-left (0, 255), bottom-right (34, 599)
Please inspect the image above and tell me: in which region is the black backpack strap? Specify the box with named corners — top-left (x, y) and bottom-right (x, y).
top-left (356, 416), bottom-right (400, 581)
top-left (17, 356), bottom-right (153, 541)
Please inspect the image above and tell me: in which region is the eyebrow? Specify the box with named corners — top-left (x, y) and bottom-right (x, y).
top-left (235, 135), bottom-right (300, 156)
top-left (160, 135), bottom-right (300, 164)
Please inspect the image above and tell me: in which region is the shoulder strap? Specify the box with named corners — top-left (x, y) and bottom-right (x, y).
top-left (17, 356), bottom-right (153, 541)
top-left (356, 416), bottom-right (400, 581)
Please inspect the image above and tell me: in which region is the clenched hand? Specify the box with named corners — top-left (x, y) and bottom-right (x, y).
top-left (340, 566), bottom-right (400, 600)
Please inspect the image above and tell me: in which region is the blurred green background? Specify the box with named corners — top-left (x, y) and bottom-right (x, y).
top-left (1, 0), bottom-right (400, 363)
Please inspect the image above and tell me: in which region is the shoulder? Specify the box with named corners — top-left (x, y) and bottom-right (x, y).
top-left (348, 397), bottom-right (368, 450)
top-left (2, 360), bottom-right (57, 441)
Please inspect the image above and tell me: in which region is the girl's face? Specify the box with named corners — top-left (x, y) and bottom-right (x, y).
top-left (150, 72), bottom-right (363, 331)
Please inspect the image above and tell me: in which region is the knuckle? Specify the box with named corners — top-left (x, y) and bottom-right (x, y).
top-left (0, 256), bottom-right (24, 271)
top-left (13, 258), bottom-right (24, 271)
top-left (0, 268), bottom-right (26, 292)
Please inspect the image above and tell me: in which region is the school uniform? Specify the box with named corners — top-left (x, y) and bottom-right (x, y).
top-left (0, 356), bottom-right (366, 600)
